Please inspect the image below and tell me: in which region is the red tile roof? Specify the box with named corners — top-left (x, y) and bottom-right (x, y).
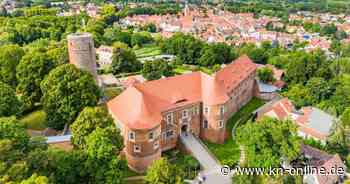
top-left (107, 55), bottom-right (256, 130)
top-left (301, 144), bottom-right (346, 184)
top-left (260, 99), bottom-right (331, 140)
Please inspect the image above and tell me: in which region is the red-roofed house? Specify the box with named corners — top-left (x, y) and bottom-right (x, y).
top-left (107, 55), bottom-right (257, 172)
top-left (301, 144), bottom-right (346, 184)
top-left (257, 98), bottom-right (336, 143)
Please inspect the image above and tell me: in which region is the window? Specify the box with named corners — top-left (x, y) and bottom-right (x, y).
top-left (134, 145), bottom-right (141, 152)
top-left (182, 110), bottom-right (188, 118)
top-left (166, 113), bottom-right (173, 124)
top-left (218, 120), bottom-right (224, 128)
top-left (129, 131), bottom-right (135, 141)
top-left (204, 107), bottom-right (209, 114)
top-left (149, 132), bottom-right (154, 141)
top-left (220, 106), bottom-right (225, 115)
top-left (166, 130), bottom-right (174, 138)
top-left (203, 120), bottom-right (208, 129)
top-left (154, 141), bottom-right (159, 149)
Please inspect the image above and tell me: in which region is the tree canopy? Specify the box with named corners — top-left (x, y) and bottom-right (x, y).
top-left (16, 52), bottom-right (55, 110)
top-left (111, 47), bottom-right (141, 75)
top-left (144, 157), bottom-right (184, 184)
top-left (71, 107), bottom-right (121, 150)
top-left (257, 67), bottom-right (275, 83)
top-left (40, 64), bottom-right (101, 130)
top-left (142, 60), bottom-right (174, 80)
top-left (0, 82), bottom-right (22, 117)
top-left (236, 118), bottom-right (301, 168)
top-left (0, 44), bottom-right (25, 87)
top-left (198, 43), bottom-right (236, 66)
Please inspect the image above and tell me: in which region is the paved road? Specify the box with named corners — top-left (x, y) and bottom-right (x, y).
top-left (180, 134), bottom-right (232, 184)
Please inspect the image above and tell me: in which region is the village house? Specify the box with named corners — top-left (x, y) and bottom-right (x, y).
top-left (300, 144), bottom-right (346, 184)
top-left (107, 55), bottom-right (257, 172)
top-left (256, 98), bottom-right (336, 143)
top-left (96, 45), bottom-right (113, 68)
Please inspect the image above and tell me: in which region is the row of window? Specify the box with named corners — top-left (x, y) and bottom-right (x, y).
top-left (166, 106), bottom-right (225, 124)
top-left (202, 120), bottom-right (224, 129)
top-left (128, 131), bottom-right (156, 142)
top-left (133, 141), bottom-right (159, 153)
top-left (166, 106), bottom-right (200, 124)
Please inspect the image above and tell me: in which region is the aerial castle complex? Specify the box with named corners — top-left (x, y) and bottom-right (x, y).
top-left (66, 33), bottom-right (257, 173)
top-left (107, 56), bottom-right (257, 172)
top-left (67, 33), bottom-right (98, 79)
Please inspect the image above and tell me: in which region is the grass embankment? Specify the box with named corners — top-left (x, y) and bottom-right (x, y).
top-left (20, 110), bottom-right (48, 130)
top-left (204, 97), bottom-right (265, 167)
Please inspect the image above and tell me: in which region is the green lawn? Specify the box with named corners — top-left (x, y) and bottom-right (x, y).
top-left (204, 97), bottom-right (265, 167)
top-left (199, 66), bottom-right (214, 75)
top-left (20, 110), bottom-right (48, 130)
top-left (104, 87), bottom-right (123, 100)
top-left (173, 64), bottom-right (215, 75)
top-left (173, 65), bottom-right (192, 74)
top-left (134, 45), bottom-right (162, 58)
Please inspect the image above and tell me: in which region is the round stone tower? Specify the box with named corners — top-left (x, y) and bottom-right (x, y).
top-left (67, 33), bottom-right (98, 79)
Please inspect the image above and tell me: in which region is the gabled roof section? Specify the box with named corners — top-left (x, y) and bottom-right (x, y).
top-left (215, 55), bottom-right (257, 93)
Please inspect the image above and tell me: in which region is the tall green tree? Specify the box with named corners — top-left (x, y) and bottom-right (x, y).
top-left (111, 47), bottom-right (141, 75)
top-left (144, 157), bottom-right (184, 184)
top-left (40, 64), bottom-right (101, 130)
top-left (236, 118), bottom-right (301, 168)
top-left (330, 74), bottom-right (350, 115)
top-left (142, 60), bottom-right (174, 80)
top-left (16, 52), bottom-right (54, 110)
top-left (85, 128), bottom-right (126, 184)
top-left (131, 31), bottom-right (153, 47)
top-left (71, 107), bottom-right (119, 149)
top-left (199, 43), bottom-right (235, 66)
top-left (328, 108), bottom-right (350, 155)
top-left (0, 117), bottom-right (29, 151)
top-left (0, 82), bottom-right (22, 117)
top-left (161, 33), bottom-right (203, 65)
top-left (257, 67), bottom-right (275, 83)
top-left (283, 84), bottom-right (313, 108)
top-left (0, 44), bottom-right (25, 87)
top-left (305, 77), bottom-right (332, 104)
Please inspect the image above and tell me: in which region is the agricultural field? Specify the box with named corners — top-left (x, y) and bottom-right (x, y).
top-left (134, 44), bottom-right (162, 58)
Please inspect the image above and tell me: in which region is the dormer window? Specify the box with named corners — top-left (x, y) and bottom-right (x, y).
top-left (129, 131), bottom-right (135, 141)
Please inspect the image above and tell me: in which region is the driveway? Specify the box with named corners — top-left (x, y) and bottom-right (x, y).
top-left (180, 134), bottom-right (232, 184)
